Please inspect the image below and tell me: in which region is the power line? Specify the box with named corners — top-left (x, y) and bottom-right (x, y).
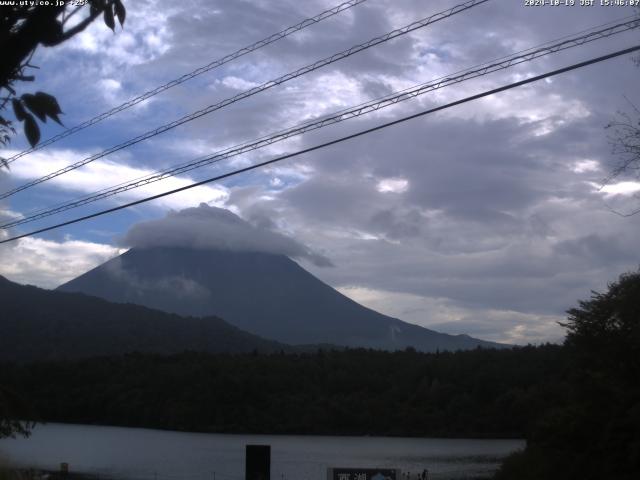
top-left (2, 17), bottom-right (637, 230)
top-left (2, 44), bottom-right (638, 245)
top-left (3, 0), bottom-right (370, 165)
top-left (0, 0), bottom-right (490, 200)
top-left (16, 10), bottom-right (634, 227)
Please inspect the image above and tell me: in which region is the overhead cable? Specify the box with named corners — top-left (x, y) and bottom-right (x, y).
top-left (2, 17), bottom-right (638, 230)
top-left (3, 0), bottom-right (370, 165)
top-left (0, 0), bottom-right (491, 200)
top-left (2, 44), bottom-right (638, 245)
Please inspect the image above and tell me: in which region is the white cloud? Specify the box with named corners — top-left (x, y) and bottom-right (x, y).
top-left (0, 235), bottom-right (122, 289)
top-left (3, 0), bottom-right (639, 346)
top-left (598, 181), bottom-right (640, 196)
top-left (377, 177), bottom-right (409, 193)
top-left (122, 204), bottom-right (333, 267)
top-left (336, 286), bottom-right (564, 344)
top-left (572, 159), bottom-right (600, 174)
top-left (99, 78), bottom-right (123, 104)
top-left (6, 149), bottom-right (229, 212)
top-left (220, 76), bottom-right (261, 91)
top-left (61, 0), bottom-right (175, 69)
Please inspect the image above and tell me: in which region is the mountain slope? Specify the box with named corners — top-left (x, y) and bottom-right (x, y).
top-left (0, 275), bottom-right (288, 362)
top-left (58, 247), bottom-right (505, 351)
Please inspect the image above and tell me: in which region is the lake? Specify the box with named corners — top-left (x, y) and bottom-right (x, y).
top-left (0, 423), bottom-right (524, 480)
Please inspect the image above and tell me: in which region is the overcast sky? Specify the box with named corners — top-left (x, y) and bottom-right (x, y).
top-left (1, 0), bottom-right (639, 344)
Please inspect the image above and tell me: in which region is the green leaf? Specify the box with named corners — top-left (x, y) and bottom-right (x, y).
top-left (104, 4), bottom-right (115, 31)
top-left (23, 113), bottom-right (40, 147)
top-left (114, 0), bottom-right (126, 27)
top-left (12, 99), bottom-right (27, 121)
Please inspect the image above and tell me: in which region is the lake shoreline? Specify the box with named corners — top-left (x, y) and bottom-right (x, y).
top-left (6, 469), bottom-right (497, 480)
top-left (23, 420), bottom-right (525, 442)
top-left (1, 423), bottom-right (524, 480)
top-left (2, 469), bottom-right (114, 480)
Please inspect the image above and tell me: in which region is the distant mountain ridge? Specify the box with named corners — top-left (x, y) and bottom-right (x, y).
top-left (58, 247), bottom-right (505, 352)
top-left (0, 275), bottom-right (289, 362)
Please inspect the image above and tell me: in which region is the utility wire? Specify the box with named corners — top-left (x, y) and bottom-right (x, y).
top-left (3, 0), bottom-right (370, 165)
top-left (2, 17), bottom-right (637, 230)
top-left (15, 13), bottom-right (638, 224)
top-left (2, 44), bottom-right (638, 245)
top-left (0, 0), bottom-right (490, 200)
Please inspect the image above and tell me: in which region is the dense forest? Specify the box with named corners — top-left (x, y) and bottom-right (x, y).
top-left (0, 275), bottom-right (291, 362)
top-left (495, 270), bottom-right (640, 480)
top-left (1, 270), bottom-right (638, 480)
top-left (0, 345), bottom-right (566, 438)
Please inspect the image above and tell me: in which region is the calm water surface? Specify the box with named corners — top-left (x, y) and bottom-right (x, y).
top-left (0, 423), bottom-right (524, 480)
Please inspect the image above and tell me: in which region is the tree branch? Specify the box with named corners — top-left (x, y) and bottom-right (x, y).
top-left (61, 5), bottom-right (84, 26)
top-left (54, 4), bottom-right (109, 45)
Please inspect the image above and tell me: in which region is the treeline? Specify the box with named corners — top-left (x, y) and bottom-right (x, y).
top-left (496, 270), bottom-right (640, 480)
top-left (3, 270), bottom-right (638, 479)
top-left (0, 275), bottom-right (289, 363)
top-left (0, 345), bottom-right (567, 439)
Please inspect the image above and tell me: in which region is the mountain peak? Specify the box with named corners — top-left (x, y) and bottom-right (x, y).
top-left (121, 204), bottom-right (333, 267)
top-left (58, 246), bottom-right (505, 352)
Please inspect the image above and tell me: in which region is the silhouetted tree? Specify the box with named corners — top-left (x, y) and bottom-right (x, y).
top-left (564, 269), bottom-right (640, 377)
top-left (0, 0), bottom-right (126, 161)
top-left (0, 0), bottom-right (126, 436)
top-left (604, 107), bottom-right (640, 216)
top-left (496, 269), bottom-right (640, 480)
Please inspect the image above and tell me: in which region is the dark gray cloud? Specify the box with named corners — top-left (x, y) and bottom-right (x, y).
top-left (222, 103), bottom-right (640, 337)
top-left (6, 0), bottom-right (640, 344)
top-left (100, 1), bottom-right (640, 344)
top-left (121, 204), bottom-right (333, 267)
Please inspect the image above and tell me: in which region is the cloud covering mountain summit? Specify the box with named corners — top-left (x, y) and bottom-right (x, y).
top-left (121, 204), bottom-right (333, 267)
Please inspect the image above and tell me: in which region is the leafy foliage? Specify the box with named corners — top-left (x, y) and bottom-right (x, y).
top-left (0, 0), bottom-right (126, 157)
top-left (564, 270), bottom-right (640, 366)
top-left (495, 270), bottom-right (640, 480)
top-left (0, 0), bottom-right (127, 430)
